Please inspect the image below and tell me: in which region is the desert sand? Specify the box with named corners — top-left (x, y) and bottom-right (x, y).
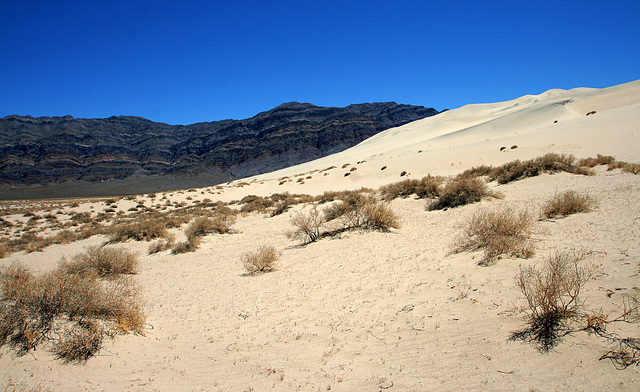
top-left (1, 80), bottom-right (639, 391)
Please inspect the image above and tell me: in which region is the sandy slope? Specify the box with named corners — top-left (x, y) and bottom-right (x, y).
top-left (1, 80), bottom-right (639, 391)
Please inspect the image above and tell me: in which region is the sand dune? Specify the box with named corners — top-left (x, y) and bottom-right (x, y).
top-left (1, 80), bottom-right (639, 391)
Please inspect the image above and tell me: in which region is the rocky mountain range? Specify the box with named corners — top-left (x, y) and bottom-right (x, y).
top-left (0, 102), bottom-right (438, 198)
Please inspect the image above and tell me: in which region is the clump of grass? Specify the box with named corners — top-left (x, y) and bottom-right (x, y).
top-left (428, 176), bottom-right (493, 210)
top-left (60, 246), bottom-right (138, 277)
top-left (148, 235), bottom-right (175, 254)
top-left (541, 191), bottom-right (597, 219)
top-left (171, 237), bottom-right (201, 254)
top-left (378, 175), bottom-right (444, 201)
top-left (242, 246), bottom-right (279, 275)
top-left (455, 207), bottom-right (534, 265)
top-left (511, 250), bottom-right (593, 351)
top-left (239, 195), bottom-right (275, 214)
top-left (107, 219), bottom-right (168, 243)
top-left (488, 153), bottom-right (593, 184)
top-left (339, 194), bottom-right (400, 231)
top-left (289, 206), bottom-right (324, 244)
top-left (577, 154), bottom-right (616, 167)
top-left (0, 253), bottom-right (145, 362)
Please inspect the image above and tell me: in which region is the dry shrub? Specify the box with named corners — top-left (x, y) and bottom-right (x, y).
top-left (60, 246), bottom-right (138, 277)
top-left (242, 245), bottom-right (278, 275)
top-left (489, 153), bottom-right (593, 184)
top-left (240, 195), bottom-right (274, 213)
top-left (210, 214), bottom-right (236, 234)
top-left (289, 206), bottom-right (324, 243)
top-left (171, 237), bottom-right (201, 254)
top-left (541, 191), bottom-right (597, 219)
top-left (511, 250), bottom-right (592, 351)
top-left (609, 161), bottom-right (640, 175)
top-left (577, 154), bottom-right (616, 167)
top-left (148, 235), bottom-right (175, 254)
top-left (379, 175), bottom-right (444, 201)
top-left (0, 258), bottom-right (145, 361)
top-left (456, 207), bottom-right (534, 265)
top-left (107, 219), bottom-right (168, 243)
top-left (428, 176), bottom-right (492, 210)
top-left (340, 194), bottom-right (400, 231)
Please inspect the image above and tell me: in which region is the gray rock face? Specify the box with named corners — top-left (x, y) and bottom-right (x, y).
top-left (0, 102), bottom-right (438, 196)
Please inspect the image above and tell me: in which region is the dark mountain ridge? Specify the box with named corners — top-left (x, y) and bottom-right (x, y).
top-left (0, 102), bottom-right (438, 198)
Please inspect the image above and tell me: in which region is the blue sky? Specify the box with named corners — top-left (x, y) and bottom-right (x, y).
top-left (1, 1), bottom-right (638, 125)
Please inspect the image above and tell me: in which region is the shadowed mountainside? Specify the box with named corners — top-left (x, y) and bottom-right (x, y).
top-left (0, 102), bottom-right (438, 198)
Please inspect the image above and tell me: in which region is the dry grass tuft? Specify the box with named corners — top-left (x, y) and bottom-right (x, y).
top-left (379, 175), bottom-right (444, 201)
top-left (0, 253), bottom-right (145, 362)
top-left (242, 246), bottom-right (279, 275)
top-left (511, 250), bottom-right (592, 351)
top-left (541, 191), bottom-right (597, 219)
top-left (60, 246), bottom-right (138, 277)
top-left (107, 219), bottom-right (168, 243)
top-left (339, 194), bottom-right (400, 231)
top-left (488, 153), bottom-right (593, 184)
top-left (456, 207), bottom-right (534, 265)
top-left (428, 176), bottom-right (493, 210)
top-left (289, 206), bottom-right (324, 244)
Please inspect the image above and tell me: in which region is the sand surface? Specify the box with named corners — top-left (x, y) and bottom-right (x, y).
top-left (1, 80), bottom-right (639, 391)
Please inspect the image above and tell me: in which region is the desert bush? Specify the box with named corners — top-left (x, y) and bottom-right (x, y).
top-left (289, 206), bottom-right (324, 243)
top-left (428, 176), bottom-right (492, 210)
top-left (60, 246), bottom-right (138, 277)
top-left (488, 153), bottom-right (593, 184)
top-left (171, 236), bottom-right (201, 254)
top-left (541, 191), bottom-right (597, 219)
top-left (0, 261), bottom-right (144, 361)
top-left (210, 214), bottom-right (236, 234)
top-left (577, 154), bottom-right (616, 167)
top-left (184, 216), bottom-right (216, 239)
top-left (107, 219), bottom-right (168, 243)
top-left (242, 245), bottom-right (279, 275)
top-left (240, 195), bottom-right (274, 214)
top-left (379, 175), bottom-right (444, 200)
top-left (340, 194), bottom-right (401, 231)
top-left (456, 207), bottom-right (534, 265)
top-left (511, 250), bottom-right (592, 351)
top-left (148, 235), bottom-right (175, 254)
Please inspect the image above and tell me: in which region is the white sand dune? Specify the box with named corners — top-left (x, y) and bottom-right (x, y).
top-left (1, 79), bottom-right (639, 391)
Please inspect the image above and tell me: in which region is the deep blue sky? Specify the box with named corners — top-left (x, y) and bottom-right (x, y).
top-left (1, 1), bottom-right (638, 125)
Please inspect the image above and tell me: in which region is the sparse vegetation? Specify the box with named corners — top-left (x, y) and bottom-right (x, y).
top-left (107, 219), bottom-right (168, 243)
top-left (455, 207), bottom-right (534, 265)
top-left (242, 245), bottom-right (278, 275)
top-left (511, 250), bottom-right (593, 351)
top-left (541, 191), bottom-right (597, 219)
top-left (488, 153), bottom-right (593, 184)
top-left (379, 175), bottom-right (444, 201)
top-left (60, 246), bottom-right (138, 277)
top-left (289, 206), bottom-right (324, 244)
top-left (0, 249), bottom-right (145, 362)
top-left (428, 176), bottom-right (493, 210)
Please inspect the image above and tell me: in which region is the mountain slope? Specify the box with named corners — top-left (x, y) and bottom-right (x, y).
top-left (0, 102), bottom-right (438, 198)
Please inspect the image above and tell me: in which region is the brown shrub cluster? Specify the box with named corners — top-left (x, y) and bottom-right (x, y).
top-left (488, 153), bottom-right (593, 184)
top-left (289, 193), bottom-right (400, 244)
top-left (106, 219), bottom-right (168, 243)
top-left (428, 176), bottom-right (493, 210)
top-left (455, 207), bottom-right (534, 265)
top-left (378, 175), bottom-right (444, 201)
top-left (242, 245), bottom-right (279, 275)
top-left (60, 246), bottom-right (138, 277)
top-left (541, 191), bottom-right (597, 219)
top-left (0, 248), bottom-right (145, 362)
